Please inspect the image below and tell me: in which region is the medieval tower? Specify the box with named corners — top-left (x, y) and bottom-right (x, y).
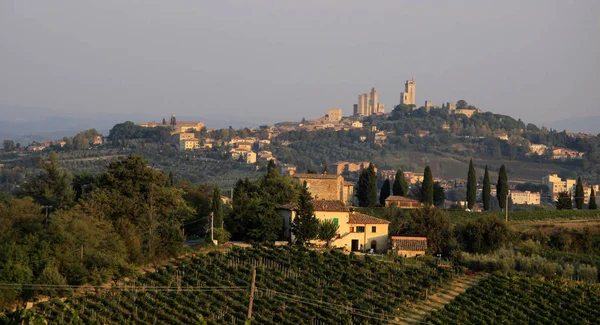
top-left (354, 87), bottom-right (385, 116)
top-left (400, 79), bottom-right (416, 105)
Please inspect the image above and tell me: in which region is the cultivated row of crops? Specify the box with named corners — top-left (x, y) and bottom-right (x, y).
top-left (426, 274), bottom-right (600, 324)
top-left (29, 246), bottom-right (455, 324)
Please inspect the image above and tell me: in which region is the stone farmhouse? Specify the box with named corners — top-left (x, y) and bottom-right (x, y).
top-left (278, 200), bottom-right (390, 253)
top-left (293, 173), bottom-right (354, 206)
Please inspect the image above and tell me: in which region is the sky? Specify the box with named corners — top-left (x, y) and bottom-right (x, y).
top-left (1, 0), bottom-right (599, 127)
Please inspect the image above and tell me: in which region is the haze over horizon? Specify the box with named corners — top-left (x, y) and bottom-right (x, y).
top-left (1, 1), bottom-right (599, 129)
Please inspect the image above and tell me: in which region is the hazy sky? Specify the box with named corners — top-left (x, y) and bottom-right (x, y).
top-left (1, 0), bottom-right (599, 126)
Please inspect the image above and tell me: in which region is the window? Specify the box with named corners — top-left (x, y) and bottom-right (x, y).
top-left (350, 226), bottom-right (354, 233)
top-left (371, 226), bottom-right (376, 233)
top-left (356, 226), bottom-right (365, 233)
top-left (333, 218), bottom-right (338, 225)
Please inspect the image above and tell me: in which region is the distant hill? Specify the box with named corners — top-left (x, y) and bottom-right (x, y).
top-left (543, 115), bottom-right (600, 134)
top-left (0, 105), bottom-right (272, 145)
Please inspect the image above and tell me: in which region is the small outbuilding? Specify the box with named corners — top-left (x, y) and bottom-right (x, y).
top-left (385, 196), bottom-right (422, 208)
top-left (391, 235), bottom-right (427, 257)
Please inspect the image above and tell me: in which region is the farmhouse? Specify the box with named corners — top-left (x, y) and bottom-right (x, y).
top-left (278, 200), bottom-right (390, 253)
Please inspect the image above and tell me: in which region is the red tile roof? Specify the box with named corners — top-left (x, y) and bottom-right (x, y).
top-left (294, 173), bottom-right (341, 180)
top-left (348, 212), bottom-right (390, 225)
top-left (385, 196), bottom-right (420, 203)
top-left (278, 200), bottom-right (349, 212)
top-left (312, 200), bottom-right (349, 212)
top-left (391, 236), bottom-right (427, 251)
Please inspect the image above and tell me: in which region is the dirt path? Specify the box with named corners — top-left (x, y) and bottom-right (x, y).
top-left (396, 273), bottom-right (487, 325)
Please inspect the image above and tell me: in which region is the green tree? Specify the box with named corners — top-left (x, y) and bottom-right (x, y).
top-left (379, 179), bottom-right (391, 206)
top-left (392, 169), bottom-right (409, 196)
top-left (212, 186), bottom-right (223, 228)
top-left (433, 182), bottom-right (445, 207)
top-left (409, 207), bottom-right (452, 254)
top-left (420, 166), bottom-right (434, 206)
top-left (456, 216), bottom-right (509, 253)
top-left (496, 165), bottom-right (508, 210)
top-left (292, 182), bottom-right (318, 245)
top-left (20, 151), bottom-right (74, 208)
top-left (589, 187), bottom-right (597, 210)
top-left (357, 163), bottom-right (377, 207)
top-left (482, 165), bottom-right (491, 211)
top-left (575, 177), bottom-right (584, 209)
top-left (317, 219), bottom-right (339, 248)
top-left (3, 140), bottom-right (15, 152)
top-left (466, 159), bottom-right (476, 210)
top-left (556, 191), bottom-right (572, 210)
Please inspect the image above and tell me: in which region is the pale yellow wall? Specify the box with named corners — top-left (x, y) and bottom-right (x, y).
top-left (333, 224), bottom-right (389, 253)
top-left (398, 250), bottom-right (425, 258)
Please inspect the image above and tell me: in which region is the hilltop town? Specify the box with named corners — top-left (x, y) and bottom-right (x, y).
top-left (1, 80), bottom-right (600, 324)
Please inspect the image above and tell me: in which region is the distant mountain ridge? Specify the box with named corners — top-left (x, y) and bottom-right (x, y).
top-left (0, 105), bottom-right (274, 144)
top-left (542, 115), bottom-right (600, 134)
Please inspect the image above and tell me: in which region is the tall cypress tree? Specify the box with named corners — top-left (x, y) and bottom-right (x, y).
top-left (379, 179), bottom-right (391, 206)
top-left (589, 187), bottom-right (597, 210)
top-left (575, 177), bottom-right (584, 210)
top-left (496, 165), bottom-right (508, 210)
top-left (393, 169), bottom-right (409, 196)
top-left (292, 182), bottom-right (318, 245)
top-left (421, 166), bottom-right (434, 206)
top-left (366, 163), bottom-right (378, 207)
top-left (357, 163), bottom-right (378, 207)
top-left (212, 186), bottom-right (223, 228)
top-left (482, 165), bottom-right (491, 211)
top-left (466, 159), bottom-right (477, 210)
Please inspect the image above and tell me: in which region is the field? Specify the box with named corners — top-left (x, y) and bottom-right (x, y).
top-left (21, 246), bottom-right (455, 324)
top-left (426, 274), bottom-right (600, 324)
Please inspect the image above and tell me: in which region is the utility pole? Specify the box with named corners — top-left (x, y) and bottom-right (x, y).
top-left (505, 190), bottom-right (509, 223)
top-left (210, 212), bottom-right (214, 243)
top-left (247, 267), bottom-right (257, 320)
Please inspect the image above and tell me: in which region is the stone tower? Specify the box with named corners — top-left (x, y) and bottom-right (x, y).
top-left (369, 87), bottom-right (379, 115)
top-left (400, 79), bottom-right (416, 105)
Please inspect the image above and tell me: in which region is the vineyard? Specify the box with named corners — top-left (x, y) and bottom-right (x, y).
top-left (19, 246), bottom-right (455, 324)
top-left (426, 274), bottom-right (600, 324)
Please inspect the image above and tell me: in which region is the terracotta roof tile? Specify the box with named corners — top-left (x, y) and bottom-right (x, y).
top-left (348, 212), bottom-right (390, 224)
top-left (293, 173), bottom-right (341, 180)
top-left (391, 236), bottom-right (427, 251)
top-left (385, 196), bottom-right (421, 203)
top-left (312, 200), bottom-right (349, 212)
top-left (278, 200), bottom-right (349, 212)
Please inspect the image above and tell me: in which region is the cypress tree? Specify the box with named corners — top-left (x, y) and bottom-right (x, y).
top-left (575, 177), bottom-right (584, 210)
top-left (379, 179), bottom-right (391, 206)
top-left (590, 187), bottom-right (597, 210)
top-left (357, 163), bottom-right (377, 207)
top-left (433, 181), bottom-right (445, 207)
top-left (421, 166), bottom-right (434, 206)
top-left (292, 181), bottom-right (318, 245)
top-left (466, 159), bottom-right (477, 210)
top-left (482, 165), bottom-right (491, 211)
top-left (393, 169), bottom-right (409, 196)
top-left (366, 163), bottom-right (378, 207)
top-left (496, 165), bottom-right (508, 210)
top-left (212, 186), bottom-right (223, 228)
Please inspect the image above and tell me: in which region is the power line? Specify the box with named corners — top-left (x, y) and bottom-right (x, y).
top-left (0, 283), bottom-right (247, 292)
top-left (256, 288), bottom-right (431, 325)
